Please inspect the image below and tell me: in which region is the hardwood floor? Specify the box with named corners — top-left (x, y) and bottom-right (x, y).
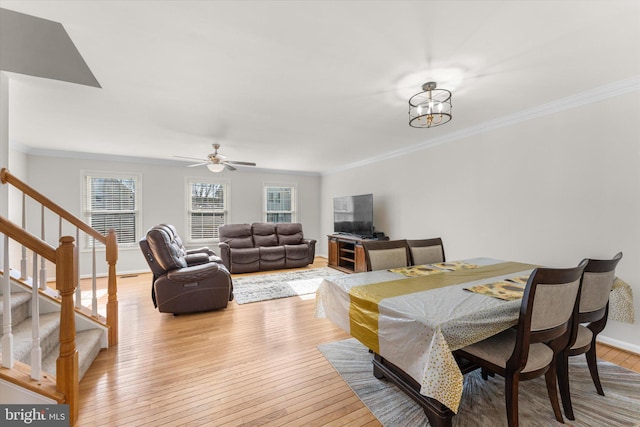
top-left (76, 258), bottom-right (639, 426)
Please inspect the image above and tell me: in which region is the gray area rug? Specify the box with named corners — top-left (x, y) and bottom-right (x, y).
top-left (318, 338), bottom-right (640, 427)
top-left (232, 267), bottom-right (346, 304)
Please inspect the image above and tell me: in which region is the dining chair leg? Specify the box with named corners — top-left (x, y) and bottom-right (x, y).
top-left (481, 367), bottom-right (494, 380)
top-left (505, 374), bottom-right (519, 427)
top-left (556, 352), bottom-right (575, 420)
top-left (545, 363), bottom-right (565, 423)
top-left (585, 345), bottom-right (605, 395)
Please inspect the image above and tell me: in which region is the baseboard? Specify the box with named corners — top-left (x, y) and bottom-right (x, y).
top-left (79, 269), bottom-right (150, 280)
top-left (597, 335), bottom-right (640, 356)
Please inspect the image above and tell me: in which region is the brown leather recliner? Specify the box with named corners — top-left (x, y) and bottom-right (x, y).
top-left (139, 224), bottom-right (233, 314)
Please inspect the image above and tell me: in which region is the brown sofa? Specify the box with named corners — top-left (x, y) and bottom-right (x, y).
top-left (139, 224), bottom-right (233, 314)
top-left (218, 223), bottom-right (316, 273)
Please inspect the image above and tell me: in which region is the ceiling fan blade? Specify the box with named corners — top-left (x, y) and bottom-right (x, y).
top-left (224, 163), bottom-right (237, 171)
top-left (187, 162), bottom-right (210, 167)
top-left (225, 161), bottom-right (256, 166)
top-left (175, 155), bottom-right (208, 162)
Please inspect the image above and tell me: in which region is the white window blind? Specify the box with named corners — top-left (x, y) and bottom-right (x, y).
top-left (84, 174), bottom-right (139, 247)
top-left (189, 181), bottom-right (226, 240)
top-left (264, 185), bottom-right (296, 223)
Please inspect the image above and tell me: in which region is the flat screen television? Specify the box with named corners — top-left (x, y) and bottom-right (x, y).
top-left (333, 193), bottom-right (374, 238)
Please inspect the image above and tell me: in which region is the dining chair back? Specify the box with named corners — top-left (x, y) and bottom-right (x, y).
top-left (557, 252), bottom-right (623, 420)
top-left (406, 238), bottom-right (445, 265)
top-left (362, 239), bottom-right (410, 271)
top-left (454, 260), bottom-right (587, 427)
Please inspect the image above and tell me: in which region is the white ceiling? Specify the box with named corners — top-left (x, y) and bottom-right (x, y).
top-left (1, 1), bottom-right (639, 174)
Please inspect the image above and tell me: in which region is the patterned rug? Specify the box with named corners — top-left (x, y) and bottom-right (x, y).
top-left (232, 267), bottom-right (346, 304)
top-left (318, 338), bottom-right (640, 427)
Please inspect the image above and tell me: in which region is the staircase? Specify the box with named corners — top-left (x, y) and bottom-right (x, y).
top-left (0, 275), bottom-right (106, 382)
top-left (1, 168), bottom-right (119, 425)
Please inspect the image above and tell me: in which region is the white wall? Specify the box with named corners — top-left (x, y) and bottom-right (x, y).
top-left (1, 72), bottom-right (8, 267)
top-left (16, 155), bottom-right (320, 276)
top-left (1, 75), bottom-right (28, 268)
top-left (321, 91), bottom-right (640, 350)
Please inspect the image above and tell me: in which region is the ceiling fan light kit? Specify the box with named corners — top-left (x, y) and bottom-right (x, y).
top-left (408, 81), bottom-right (452, 128)
top-left (207, 163), bottom-right (226, 173)
top-left (175, 143), bottom-right (257, 173)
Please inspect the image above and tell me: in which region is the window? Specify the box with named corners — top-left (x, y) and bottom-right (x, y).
top-left (264, 184), bottom-right (296, 223)
top-left (83, 172), bottom-right (140, 247)
top-left (188, 180), bottom-right (226, 241)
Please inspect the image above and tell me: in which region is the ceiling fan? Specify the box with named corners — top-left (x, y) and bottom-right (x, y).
top-left (175, 144), bottom-right (256, 172)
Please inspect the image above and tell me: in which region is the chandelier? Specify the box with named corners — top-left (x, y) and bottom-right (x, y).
top-left (408, 82), bottom-right (452, 128)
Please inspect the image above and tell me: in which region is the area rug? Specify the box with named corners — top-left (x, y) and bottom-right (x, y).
top-left (318, 338), bottom-right (640, 427)
top-left (232, 267), bottom-right (346, 304)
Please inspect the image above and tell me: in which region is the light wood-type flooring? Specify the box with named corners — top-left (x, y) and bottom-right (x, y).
top-left (76, 257), bottom-right (640, 426)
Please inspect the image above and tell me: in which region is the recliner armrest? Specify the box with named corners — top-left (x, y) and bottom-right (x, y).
top-left (184, 252), bottom-right (210, 266)
top-left (186, 247), bottom-right (217, 257)
top-left (166, 262), bottom-right (228, 284)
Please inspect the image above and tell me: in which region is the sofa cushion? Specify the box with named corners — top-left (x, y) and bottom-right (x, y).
top-left (259, 246), bottom-right (286, 261)
top-left (258, 246), bottom-right (285, 270)
top-left (228, 247), bottom-right (260, 273)
top-left (284, 244), bottom-right (310, 261)
top-left (252, 223), bottom-right (278, 247)
top-left (285, 244), bottom-right (311, 268)
top-left (276, 223), bottom-right (304, 245)
top-left (230, 247), bottom-right (259, 263)
top-left (219, 223), bottom-right (254, 248)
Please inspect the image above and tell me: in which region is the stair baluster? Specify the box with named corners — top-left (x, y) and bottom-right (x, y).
top-left (30, 253), bottom-right (42, 380)
top-left (2, 233), bottom-right (14, 368)
top-left (39, 205), bottom-right (46, 291)
top-left (20, 193), bottom-right (27, 280)
top-left (74, 227), bottom-right (81, 309)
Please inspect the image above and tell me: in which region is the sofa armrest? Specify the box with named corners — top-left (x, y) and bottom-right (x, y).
top-left (217, 242), bottom-right (232, 270)
top-left (303, 239), bottom-right (316, 263)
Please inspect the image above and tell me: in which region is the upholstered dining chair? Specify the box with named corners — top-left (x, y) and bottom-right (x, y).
top-left (454, 260), bottom-right (587, 427)
top-left (406, 238), bottom-right (445, 265)
top-left (557, 252), bottom-right (623, 421)
top-left (362, 239), bottom-right (411, 271)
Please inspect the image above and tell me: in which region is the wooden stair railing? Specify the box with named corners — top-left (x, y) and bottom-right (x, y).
top-left (1, 167), bottom-right (118, 346)
top-left (1, 217), bottom-right (79, 425)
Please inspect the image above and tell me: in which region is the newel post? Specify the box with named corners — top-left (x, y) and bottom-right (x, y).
top-left (106, 228), bottom-right (118, 346)
top-left (56, 236), bottom-right (79, 426)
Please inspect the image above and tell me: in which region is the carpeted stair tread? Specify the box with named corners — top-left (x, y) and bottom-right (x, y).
top-left (11, 312), bottom-right (61, 364)
top-left (0, 292), bottom-right (31, 326)
top-left (42, 328), bottom-right (104, 381)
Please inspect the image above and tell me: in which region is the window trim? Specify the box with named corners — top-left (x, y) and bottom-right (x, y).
top-left (81, 170), bottom-right (141, 250)
top-left (263, 182), bottom-right (297, 223)
top-left (185, 176), bottom-right (230, 244)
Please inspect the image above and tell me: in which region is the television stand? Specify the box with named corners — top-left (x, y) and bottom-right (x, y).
top-left (327, 234), bottom-right (368, 273)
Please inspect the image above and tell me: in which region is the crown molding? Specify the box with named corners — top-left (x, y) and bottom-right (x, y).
top-left (323, 75), bottom-right (640, 176)
top-left (10, 143), bottom-right (320, 177)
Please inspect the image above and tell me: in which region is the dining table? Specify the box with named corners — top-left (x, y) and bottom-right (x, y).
top-left (314, 257), bottom-right (634, 427)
